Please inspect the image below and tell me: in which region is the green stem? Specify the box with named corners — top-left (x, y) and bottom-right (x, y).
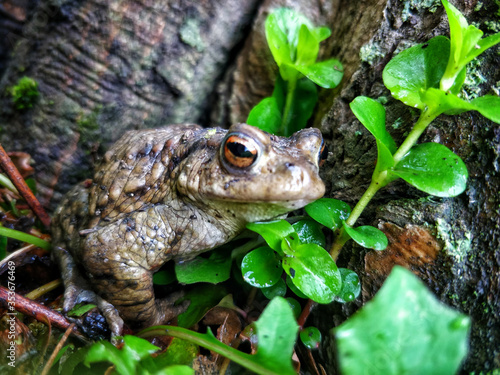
top-left (280, 76), bottom-right (297, 135)
top-left (329, 108), bottom-right (439, 259)
top-left (0, 225), bottom-right (51, 250)
top-left (139, 326), bottom-right (281, 375)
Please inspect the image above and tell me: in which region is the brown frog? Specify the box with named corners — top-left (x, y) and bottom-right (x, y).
top-left (51, 123), bottom-right (326, 335)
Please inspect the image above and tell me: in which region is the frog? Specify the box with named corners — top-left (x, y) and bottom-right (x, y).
top-left (51, 123), bottom-right (326, 336)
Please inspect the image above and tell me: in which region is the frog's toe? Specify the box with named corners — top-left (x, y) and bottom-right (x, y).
top-left (154, 292), bottom-right (190, 325)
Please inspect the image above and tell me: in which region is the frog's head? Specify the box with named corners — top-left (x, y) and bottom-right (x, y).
top-left (176, 123), bottom-right (326, 223)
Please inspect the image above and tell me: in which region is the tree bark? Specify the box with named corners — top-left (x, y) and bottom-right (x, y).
top-left (1, 0), bottom-right (499, 373)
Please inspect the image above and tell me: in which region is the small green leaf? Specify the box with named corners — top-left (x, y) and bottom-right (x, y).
top-left (342, 222), bottom-right (388, 251)
top-left (261, 278), bottom-right (287, 299)
top-left (292, 219), bottom-right (326, 247)
top-left (470, 95), bottom-right (500, 124)
top-left (281, 232), bottom-right (302, 255)
top-left (334, 268), bottom-right (361, 303)
top-left (177, 284), bottom-right (227, 328)
top-left (391, 142), bottom-right (468, 197)
top-left (246, 220), bottom-right (295, 254)
top-left (246, 97), bottom-right (282, 134)
top-left (175, 249), bottom-right (231, 284)
top-left (440, 0), bottom-right (500, 91)
top-left (305, 198), bottom-right (351, 230)
top-left (296, 24), bottom-right (319, 66)
top-left (152, 338), bottom-right (198, 369)
top-left (286, 274), bottom-right (307, 299)
top-left (335, 266), bottom-right (470, 375)
top-left (295, 58), bottom-right (343, 89)
top-left (282, 242), bottom-right (341, 304)
top-left (285, 297), bottom-right (301, 319)
top-left (67, 303), bottom-right (97, 317)
top-left (300, 327), bottom-right (322, 350)
top-left (84, 335), bottom-right (159, 375)
top-left (311, 27), bottom-right (331, 42)
top-left (241, 247), bottom-right (282, 288)
top-left (350, 96), bottom-right (397, 154)
top-left (383, 36), bottom-right (450, 109)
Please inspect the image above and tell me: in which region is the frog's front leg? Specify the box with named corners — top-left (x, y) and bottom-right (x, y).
top-left (52, 245), bottom-right (124, 336)
top-left (79, 215), bottom-right (189, 330)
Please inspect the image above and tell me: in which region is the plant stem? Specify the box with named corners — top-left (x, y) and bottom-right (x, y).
top-left (329, 108), bottom-right (439, 259)
top-left (280, 76), bottom-right (297, 136)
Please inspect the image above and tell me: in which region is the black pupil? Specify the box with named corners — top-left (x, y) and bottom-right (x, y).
top-left (228, 141), bottom-right (254, 158)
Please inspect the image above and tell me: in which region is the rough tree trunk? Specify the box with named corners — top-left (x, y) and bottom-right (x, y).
top-left (0, 0), bottom-right (498, 373)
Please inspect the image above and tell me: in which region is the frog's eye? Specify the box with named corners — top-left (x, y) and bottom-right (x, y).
top-left (222, 133), bottom-right (259, 169)
top-left (319, 140), bottom-right (328, 167)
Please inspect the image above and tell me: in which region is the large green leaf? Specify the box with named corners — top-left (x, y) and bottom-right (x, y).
top-left (292, 219), bottom-right (326, 247)
top-left (177, 284), bottom-right (227, 328)
top-left (391, 142), bottom-right (468, 197)
top-left (282, 242), bottom-right (341, 303)
top-left (241, 247), bottom-right (282, 288)
top-left (383, 36), bottom-right (450, 109)
top-left (246, 97), bottom-right (282, 134)
top-left (335, 266), bottom-right (470, 375)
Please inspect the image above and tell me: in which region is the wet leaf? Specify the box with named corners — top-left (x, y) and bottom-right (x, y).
top-left (305, 198), bottom-right (351, 230)
top-left (241, 247), bottom-right (282, 288)
top-left (342, 223), bottom-right (388, 251)
top-left (300, 327), bottom-right (321, 350)
top-left (335, 266), bottom-right (470, 375)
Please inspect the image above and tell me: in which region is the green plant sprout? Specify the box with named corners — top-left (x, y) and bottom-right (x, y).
top-left (8, 76), bottom-right (40, 110)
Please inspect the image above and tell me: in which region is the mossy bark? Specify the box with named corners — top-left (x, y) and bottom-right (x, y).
top-left (0, 0), bottom-right (499, 372)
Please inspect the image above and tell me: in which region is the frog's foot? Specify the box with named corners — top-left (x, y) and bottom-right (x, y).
top-left (52, 246), bottom-right (124, 337)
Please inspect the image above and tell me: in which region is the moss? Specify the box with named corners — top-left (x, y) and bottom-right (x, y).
top-left (461, 58), bottom-right (487, 100)
top-left (435, 218), bottom-right (472, 264)
top-left (400, 0), bottom-right (441, 22)
top-left (359, 42), bottom-right (385, 66)
top-left (77, 107), bottom-right (103, 155)
top-left (8, 76), bottom-right (40, 110)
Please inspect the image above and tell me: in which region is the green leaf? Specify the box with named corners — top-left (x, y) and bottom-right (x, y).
top-left (305, 198), bottom-right (351, 230)
top-left (246, 220), bottom-right (295, 254)
top-left (350, 96), bottom-right (397, 154)
top-left (285, 297), bottom-right (301, 319)
top-left (470, 95), bottom-right (500, 124)
top-left (342, 222), bottom-right (388, 251)
top-left (265, 9), bottom-right (293, 67)
top-left (282, 78), bottom-right (318, 136)
top-left (0, 224), bottom-right (51, 251)
top-left (84, 335), bottom-right (159, 375)
top-left (419, 88), bottom-right (500, 124)
top-left (295, 58), bottom-right (343, 89)
top-left (300, 327), bottom-right (322, 350)
top-left (152, 338), bottom-right (198, 369)
top-left (241, 247), bottom-right (282, 288)
top-left (296, 24), bottom-right (319, 66)
top-left (253, 297), bottom-right (299, 374)
top-left (335, 266), bottom-right (470, 375)
top-left (246, 97), bottom-right (282, 134)
top-left (261, 278), bottom-right (287, 299)
top-left (175, 249), bottom-right (231, 284)
top-left (153, 269), bottom-right (177, 286)
top-left (334, 268), bottom-right (361, 303)
top-left (440, 0), bottom-right (500, 91)
top-left (67, 303), bottom-right (97, 317)
top-left (292, 219), bottom-right (326, 247)
top-left (286, 274), bottom-right (307, 299)
top-left (311, 27), bottom-right (331, 42)
top-left (383, 36), bottom-right (450, 109)
top-left (391, 142), bottom-right (468, 197)
top-left (282, 242), bottom-right (341, 303)
top-left (177, 284), bottom-right (227, 328)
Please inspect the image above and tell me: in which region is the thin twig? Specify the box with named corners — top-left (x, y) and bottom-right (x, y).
top-left (40, 323), bottom-right (76, 375)
top-left (0, 144), bottom-right (51, 228)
